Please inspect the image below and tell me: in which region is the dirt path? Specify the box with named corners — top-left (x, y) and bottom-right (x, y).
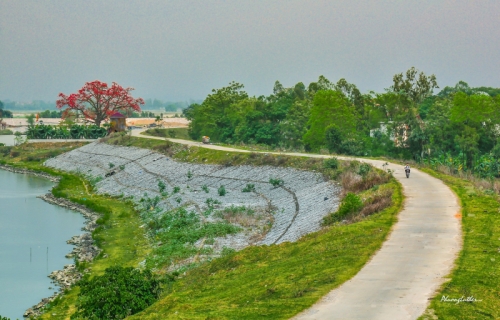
top-left (131, 130), bottom-right (462, 320)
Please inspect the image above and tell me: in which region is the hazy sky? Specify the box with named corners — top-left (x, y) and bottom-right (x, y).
top-left (1, 0), bottom-right (499, 102)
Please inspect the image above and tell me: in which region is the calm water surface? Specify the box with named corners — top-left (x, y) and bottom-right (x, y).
top-left (0, 169), bottom-right (85, 319)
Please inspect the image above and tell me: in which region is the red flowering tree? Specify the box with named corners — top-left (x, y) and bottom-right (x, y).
top-left (56, 80), bottom-right (145, 127)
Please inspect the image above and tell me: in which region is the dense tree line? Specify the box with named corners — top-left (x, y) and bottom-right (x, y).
top-left (39, 109), bottom-right (63, 118)
top-left (2, 100), bottom-right (56, 111)
top-left (142, 99), bottom-right (200, 112)
top-left (184, 68), bottom-right (500, 174)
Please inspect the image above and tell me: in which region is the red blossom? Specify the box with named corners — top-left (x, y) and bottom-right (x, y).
top-left (56, 80), bottom-right (144, 127)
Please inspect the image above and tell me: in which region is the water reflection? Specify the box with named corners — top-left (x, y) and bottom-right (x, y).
top-left (0, 169), bottom-right (85, 319)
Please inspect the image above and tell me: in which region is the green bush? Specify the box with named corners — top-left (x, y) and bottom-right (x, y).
top-left (202, 185), bottom-right (209, 193)
top-left (269, 178), bottom-right (284, 187)
top-left (242, 184), bottom-right (256, 192)
top-left (72, 266), bottom-right (161, 320)
top-left (158, 180), bottom-right (166, 193)
top-left (323, 192), bottom-right (363, 225)
top-left (0, 129), bottom-right (13, 135)
top-left (358, 163), bottom-right (371, 177)
top-left (218, 185), bottom-right (226, 196)
top-left (173, 186), bottom-right (180, 193)
top-left (323, 158), bottom-right (339, 169)
top-left (206, 198), bottom-right (221, 209)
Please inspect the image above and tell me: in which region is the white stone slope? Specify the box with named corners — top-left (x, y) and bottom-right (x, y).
top-left (44, 142), bottom-right (341, 253)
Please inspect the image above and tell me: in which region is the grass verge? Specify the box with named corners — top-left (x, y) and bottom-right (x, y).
top-left (0, 129), bottom-right (14, 135)
top-left (141, 128), bottom-right (191, 140)
top-left (419, 168), bottom-right (500, 320)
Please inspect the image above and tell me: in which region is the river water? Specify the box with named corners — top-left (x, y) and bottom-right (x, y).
top-left (0, 169), bottom-right (85, 319)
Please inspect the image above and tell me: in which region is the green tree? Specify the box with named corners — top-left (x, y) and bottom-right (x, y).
top-left (280, 100), bottom-right (310, 148)
top-left (303, 90), bottom-right (356, 151)
top-left (451, 92), bottom-right (498, 124)
top-left (26, 114), bottom-right (36, 126)
top-left (455, 126), bottom-right (480, 168)
top-left (186, 82), bottom-right (248, 142)
top-left (389, 67), bottom-right (439, 158)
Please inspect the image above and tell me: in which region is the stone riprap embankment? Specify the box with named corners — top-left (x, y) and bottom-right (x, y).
top-left (44, 142), bottom-right (341, 248)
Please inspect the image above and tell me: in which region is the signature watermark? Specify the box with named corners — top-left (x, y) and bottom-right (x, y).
top-left (441, 295), bottom-right (482, 304)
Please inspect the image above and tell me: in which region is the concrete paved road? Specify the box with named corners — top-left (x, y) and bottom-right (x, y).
top-left (132, 130), bottom-right (462, 320)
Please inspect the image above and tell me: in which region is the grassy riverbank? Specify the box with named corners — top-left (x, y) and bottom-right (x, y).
top-left (0, 142), bottom-right (150, 319)
top-left (419, 169), bottom-right (500, 320)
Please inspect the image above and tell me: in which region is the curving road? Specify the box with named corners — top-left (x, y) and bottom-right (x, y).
top-left (132, 130), bottom-right (462, 320)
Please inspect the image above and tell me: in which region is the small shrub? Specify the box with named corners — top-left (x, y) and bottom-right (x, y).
top-left (109, 162), bottom-right (115, 169)
top-left (338, 193), bottom-right (362, 218)
top-left (187, 170), bottom-right (193, 179)
top-left (202, 185), bottom-right (209, 193)
top-left (323, 192), bottom-right (363, 225)
top-left (218, 185), bottom-right (226, 196)
top-left (119, 164), bottom-right (125, 170)
top-left (158, 180), bottom-right (166, 193)
top-left (72, 266), bottom-right (161, 320)
top-left (323, 158), bottom-right (339, 169)
top-left (358, 163), bottom-right (371, 177)
top-left (175, 197), bottom-right (182, 204)
top-left (269, 178), bottom-right (284, 187)
top-left (173, 186), bottom-right (180, 193)
top-left (140, 194), bottom-right (161, 210)
top-left (242, 184), bottom-right (256, 192)
top-left (206, 198), bottom-right (221, 209)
